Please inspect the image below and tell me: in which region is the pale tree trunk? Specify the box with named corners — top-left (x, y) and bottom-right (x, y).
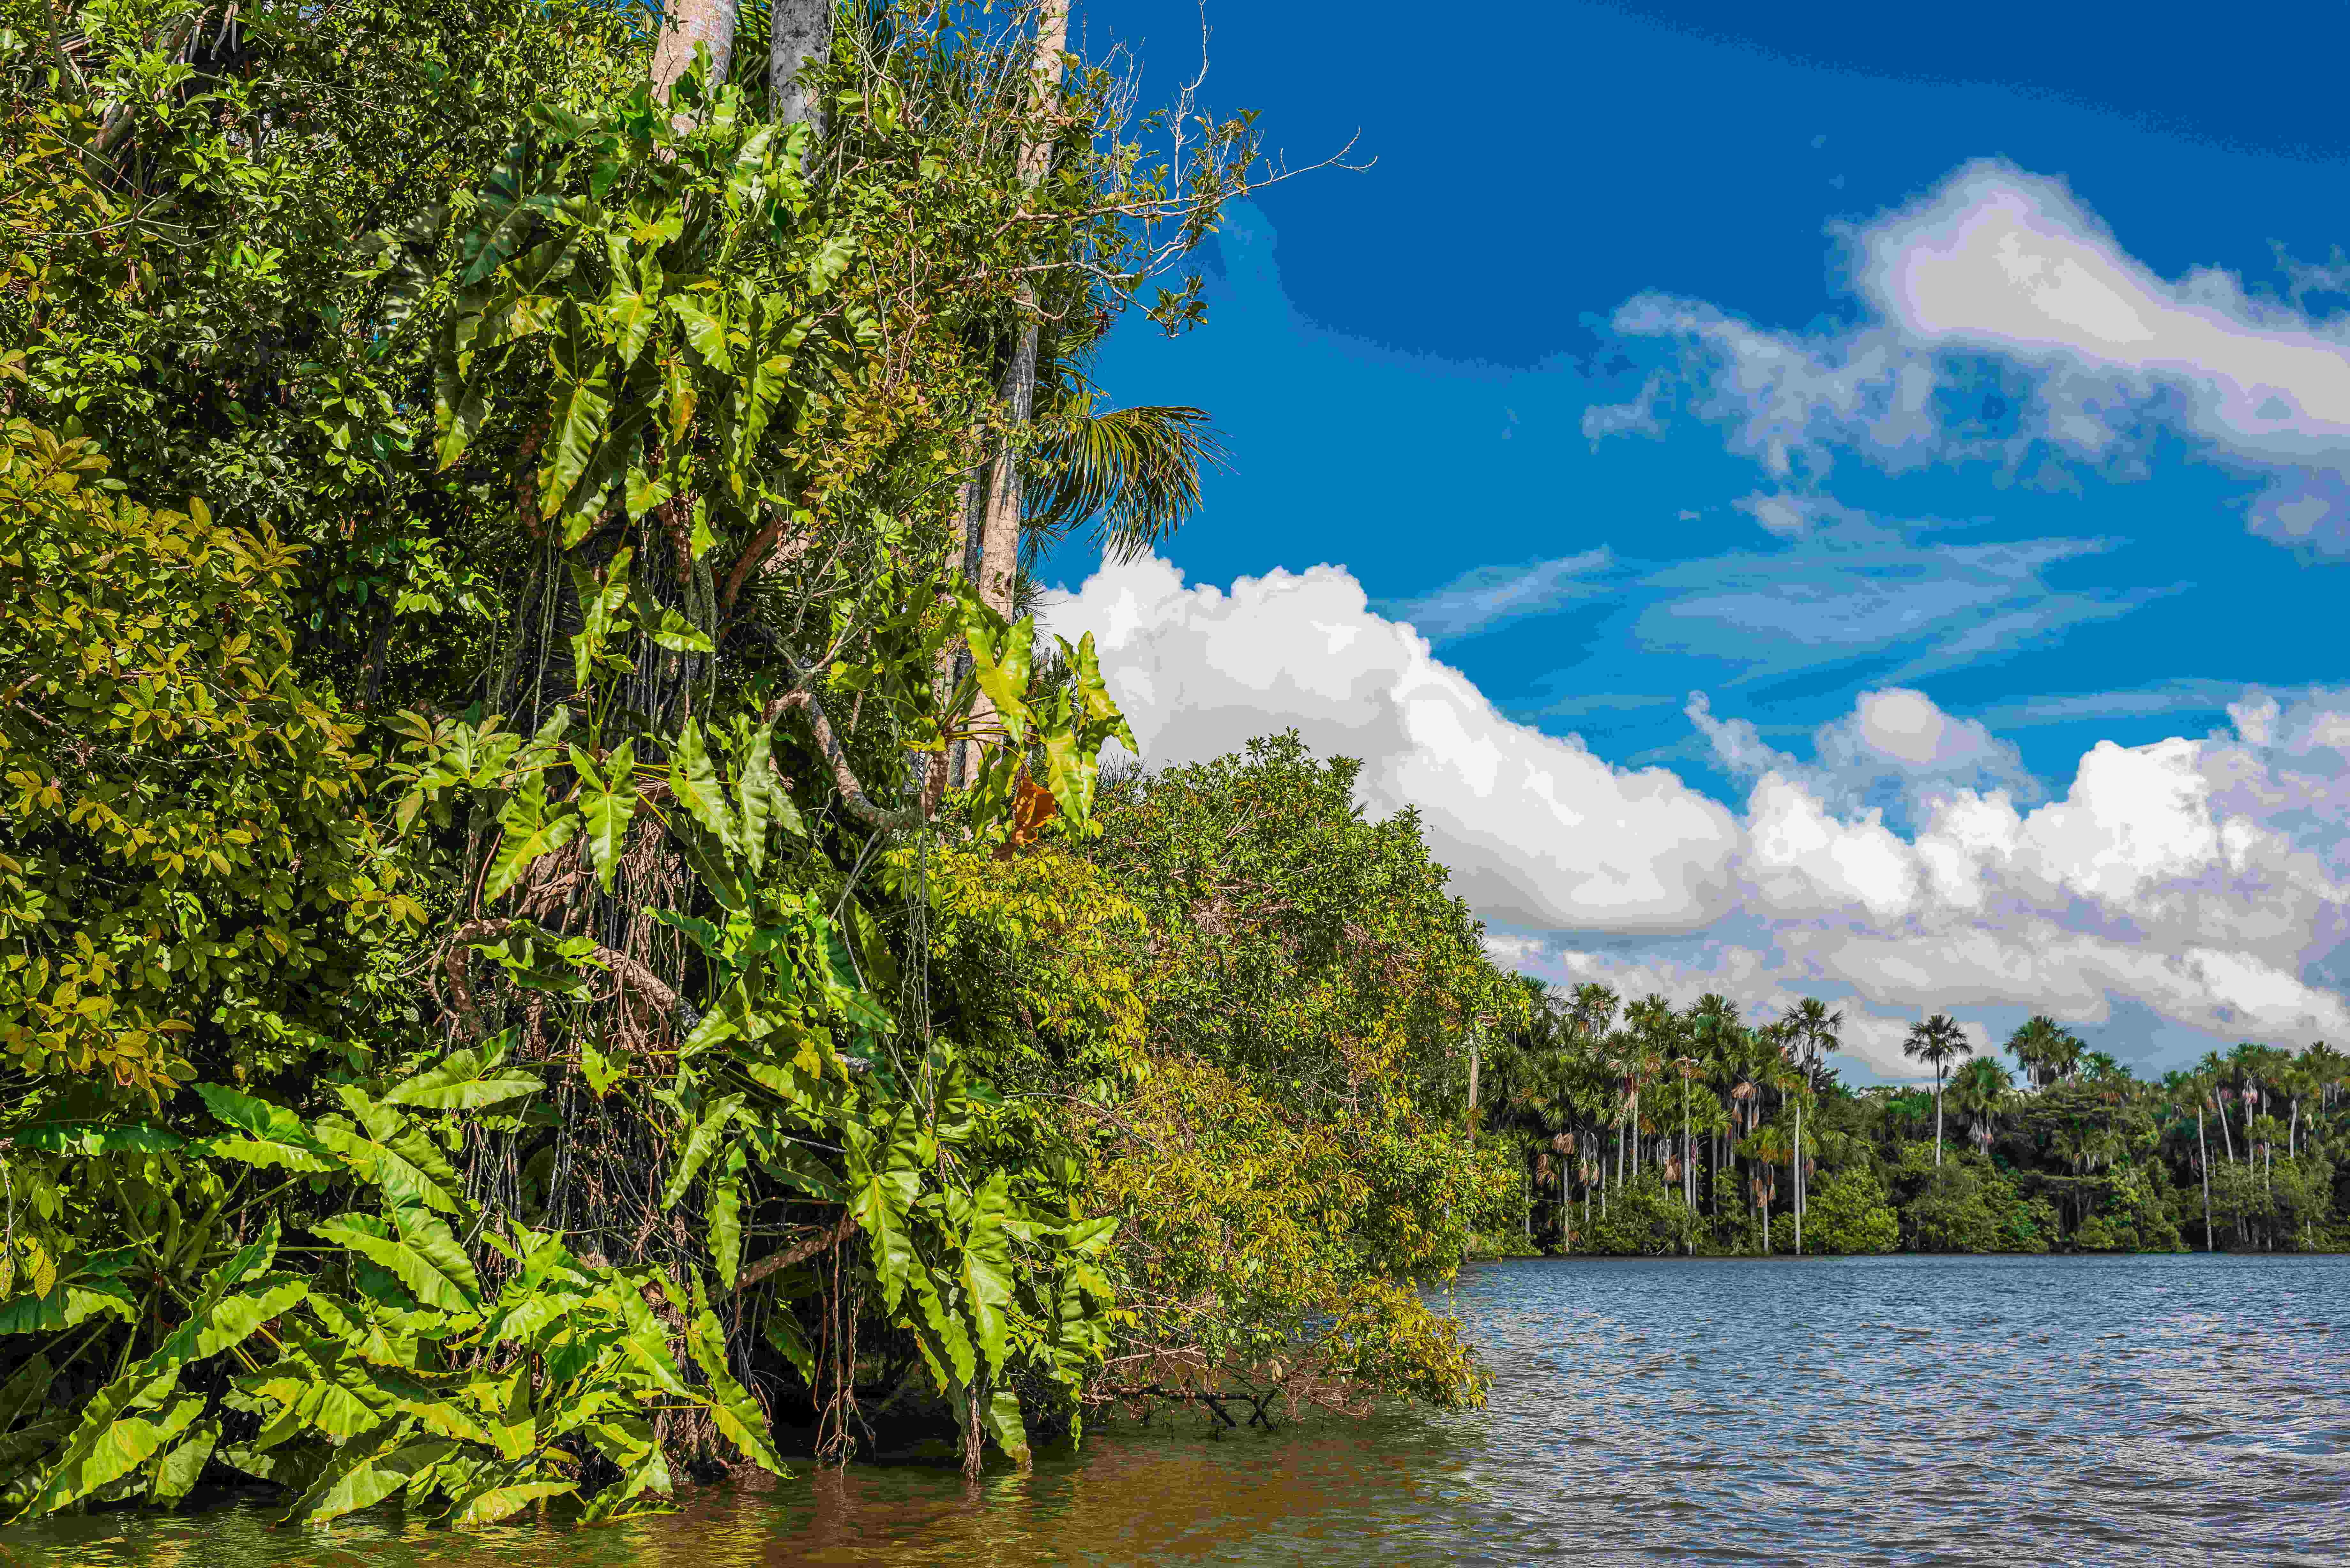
top-left (972, 0), bottom-right (1070, 622)
top-left (2198, 1106), bottom-right (2213, 1252)
top-left (2216, 1092), bottom-right (2236, 1165)
top-left (770, 0), bottom-right (833, 132)
top-left (1933, 1071), bottom-right (1944, 1168)
top-left (650, 0), bottom-right (740, 103)
top-left (1793, 1100), bottom-right (1803, 1256)
top-left (957, 1), bottom-right (1070, 782)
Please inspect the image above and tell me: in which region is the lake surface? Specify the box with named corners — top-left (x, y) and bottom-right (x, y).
top-left (6, 1254), bottom-right (2345, 1565)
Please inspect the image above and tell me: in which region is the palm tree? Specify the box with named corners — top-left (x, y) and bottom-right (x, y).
top-left (1947, 1055), bottom-right (2013, 1155)
top-left (1675, 1055), bottom-right (1702, 1247)
top-left (1902, 1014), bottom-right (1970, 1167)
top-left (1785, 999), bottom-right (1841, 1248)
top-left (2005, 1014), bottom-right (2082, 1091)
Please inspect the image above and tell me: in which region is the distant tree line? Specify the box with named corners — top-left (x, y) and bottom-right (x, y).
top-left (1479, 988), bottom-right (2349, 1257)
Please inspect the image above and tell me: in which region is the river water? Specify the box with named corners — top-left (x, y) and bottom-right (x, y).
top-left (5, 1254), bottom-right (2344, 1566)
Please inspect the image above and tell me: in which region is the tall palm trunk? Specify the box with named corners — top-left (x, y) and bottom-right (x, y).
top-left (1793, 1098), bottom-right (1803, 1256)
top-left (1933, 1067), bottom-right (1945, 1168)
top-left (651, 0), bottom-right (741, 103)
top-left (770, 0), bottom-right (833, 133)
top-left (2216, 1090), bottom-right (2236, 1165)
top-left (972, 0), bottom-right (1070, 622)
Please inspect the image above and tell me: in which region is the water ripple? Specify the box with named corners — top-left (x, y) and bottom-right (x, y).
top-left (4, 1255), bottom-right (2344, 1565)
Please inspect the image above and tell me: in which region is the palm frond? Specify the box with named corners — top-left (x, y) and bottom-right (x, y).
top-left (1024, 403), bottom-right (1228, 563)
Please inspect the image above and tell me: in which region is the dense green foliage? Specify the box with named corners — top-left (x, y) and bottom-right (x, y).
top-left (1483, 989), bottom-right (2350, 1259)
top-left (0, 0), bottom-right (1513, 1528)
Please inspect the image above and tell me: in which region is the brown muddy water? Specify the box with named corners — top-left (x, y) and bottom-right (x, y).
top-left (3, 1253), bottom-right (2344, 1565)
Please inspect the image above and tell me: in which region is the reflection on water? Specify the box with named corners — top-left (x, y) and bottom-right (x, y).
top-left (4, 1254), bottom-right (2344, 1566)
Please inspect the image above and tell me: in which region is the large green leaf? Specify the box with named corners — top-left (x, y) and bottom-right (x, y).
top-left (959, 1171), bottom-right (1017, 1376)
top-left (384, 1044), bottom-right (544, 1111)
top-left (197, 1273), bottom-right (309, 1359)
top-left (0, 1277), bottom-right (135, 1335)
top-left (684, 1278), bottom-right (784, 1474)
top-left (846, 1142), bottom-right (921, 1314)
top-left (487, 769), bottom-right (582, 901)
top-left (312, 1091), bottom-right (466, 1216)
top-left (315, 1210), bottom-right (481, 1314)
top-left (980, 1387), bottom-right (1031, 1469)
top-left (451, 1474), bottom-right (577, 1528)
top-left (668, 719), bottom-right (736, 848)
top-left (575, 739), bottom-right (639, 893)
top-left (149, 1420), bottom-right (221, 1505)
top-left (195, 1083), bottom-right (336, 1173)
top-left (539, 364), bottom-right (615, 522)
top-left (709, 1143), bottom-right (747, 1289)
top-left (12, 1383), bottom-right (200, 1520)
top-left (287, 1422), bottom-right (454, 1526)
top-left (660, 1094), bottom-right (744, 1210)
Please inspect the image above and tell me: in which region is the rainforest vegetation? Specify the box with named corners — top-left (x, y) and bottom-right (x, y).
top-left (1482, 991), bottom-right (2350, 1260)
top-left (0, 0), bottom-right (1515, 1526)
top-left (0, 0), bottom-right (2340, 1538)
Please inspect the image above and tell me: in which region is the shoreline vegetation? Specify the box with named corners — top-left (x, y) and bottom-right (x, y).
top-left (0, 0), bottom-right (1510, 1528)
top-left (1474, 993), bottom-right (2348, 1263)
top-left (0, 0), bottom-right (2336, 1540)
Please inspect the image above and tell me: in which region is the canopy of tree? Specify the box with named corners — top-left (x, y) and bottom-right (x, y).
top-left (0, 0), bottom-right (1509, 1526)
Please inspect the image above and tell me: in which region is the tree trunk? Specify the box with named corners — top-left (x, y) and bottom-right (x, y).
top-left (2216, 1092), bottom-right (2236, 1165)
top-left (970, 0), bottom-right (1070, 622)
top-left (651, 0), bottom-right (740, 103)
top-left (1793, 1100), bottom-right (1803, 1256)
top-left (961, 0), bottom-right (1071, 773)
top-left (1933, 1071), bottom-right (1944, 1168)
top-left (770, 0), bottom-right (833, 133)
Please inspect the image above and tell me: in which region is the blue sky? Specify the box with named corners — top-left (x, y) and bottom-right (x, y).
top-left (1039, 1), bottom-right (2350, 1077)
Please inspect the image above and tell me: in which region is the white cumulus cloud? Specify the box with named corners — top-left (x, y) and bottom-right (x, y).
top-left (1042, 557), bottom-right (1744, 935)
top-left (1047, 557), bottom-right (2350, 1080)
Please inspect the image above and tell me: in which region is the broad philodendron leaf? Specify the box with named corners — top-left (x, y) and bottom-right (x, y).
top-left (11, 1380), bottom-right (200, 1521)
top-left (451, 1475), bottom-right (577, 1528)
top-left (763, 1308), bottom-right (815, 1387)
top-left (383, 1044), bottom-right (544, 1111)
top-left (709, 1143), bottom-right (747, 1289)
top-left (959, 1171), bottom-right (1017, 1376)
top-left (487, 768), bottom-right (581, 901)
top-left (148, 1419), bottom-right (221, 1505)
top-left (980, 1387), bottom-right (1031, 1469)
top-left (846, 1136), bottom-right (921, 1315)
top-left (575, 738), bottom-right (638, 893)
top-left (197, 1273), bottom-right (310, 1359)
top-left (315, 1210), bottom-right (481, 1315)
top-left (684, 1277), bottom-right (785, 1474)
top-left (669, 719), bottom-right (736, 848)
top-left (313, 1089), bottom-right (466, 1215)
top-left (661, 1095), bottom-right (745, 1210)
top-left (195, 1083), bottom-right (336, 1173)
top-left (540, 365), bottom-right (616, 525)
top-left (287, 1422), bottom-right (454, 1526)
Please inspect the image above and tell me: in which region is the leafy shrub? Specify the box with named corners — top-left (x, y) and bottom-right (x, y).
top-left (0, 416), bottom-right (417, 1104)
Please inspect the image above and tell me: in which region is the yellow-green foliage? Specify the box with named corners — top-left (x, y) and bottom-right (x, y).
top-left (0, 418), bottom-right (416, 1102)
top-left (921, 845), bottom-right (1149, 1086)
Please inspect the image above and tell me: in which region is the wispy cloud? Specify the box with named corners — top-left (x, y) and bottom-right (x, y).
top-left (1629, 533), bottom-right (2153, 687)
top-left (1969, 680), bottom-right (2282, 730)
top-left (1378, 548), bottom-right (1615, 641)
top-left (1601, 159), bottom-right (2350, 554)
